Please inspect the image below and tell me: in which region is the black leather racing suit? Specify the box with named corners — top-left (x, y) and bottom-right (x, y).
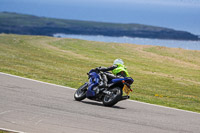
top-left (97, 65), bottom-right (126, 88)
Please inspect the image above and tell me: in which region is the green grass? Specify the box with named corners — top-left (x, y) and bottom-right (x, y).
top-left (0, 130), bottom-right (14, 133)
top-left (0, 34), bottom-right (200, 112)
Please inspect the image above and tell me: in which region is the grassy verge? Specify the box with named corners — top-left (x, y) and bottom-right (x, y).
top-left (0, 130), bottom-right (15, 133)
top-left (0, 130), bottom-right (7, 133)
top-left (0, 34), bottom-right (200, 112)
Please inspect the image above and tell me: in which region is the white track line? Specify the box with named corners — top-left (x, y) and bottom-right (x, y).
top-left (127, 99), bottom-right (200, 115)
top-left (0, 72), bottom-right (75, 90)
top-left (0, 72), bottom-right (199, 115)
top-left (0, 110), bottom-right (12, 115)
top-left (0, 128), bottom-right (25, 133)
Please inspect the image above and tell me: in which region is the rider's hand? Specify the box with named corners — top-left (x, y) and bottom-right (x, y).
top-left (95, 67), bottom-right (100, 72)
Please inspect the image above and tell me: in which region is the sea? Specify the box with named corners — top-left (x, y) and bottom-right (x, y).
top-left (1, 0), bottom-right (200, 50)
top-left (53, 34), bottom-right (200, 50)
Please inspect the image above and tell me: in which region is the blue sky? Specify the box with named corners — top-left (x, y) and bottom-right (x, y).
top-left (12, 0), bottom-right (199, 7)
top-left (1, 0), bottom-right (200, 34)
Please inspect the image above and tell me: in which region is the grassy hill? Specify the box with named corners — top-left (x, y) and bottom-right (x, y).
top-left (0, 34), bottom-right (200, 112)
top-left (0, 12), bottom-right (199, 40)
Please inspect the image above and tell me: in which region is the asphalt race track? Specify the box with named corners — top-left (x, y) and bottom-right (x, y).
top-left (0, 72), bottom-right (200, 133)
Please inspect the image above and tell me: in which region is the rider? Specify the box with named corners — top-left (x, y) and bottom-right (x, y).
top-left (95, 59), bottom-right (130, 91)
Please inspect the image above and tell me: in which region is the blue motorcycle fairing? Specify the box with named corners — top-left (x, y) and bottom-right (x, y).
top-left (86, 72), bottom-right (100, 97)
top-left (111, 78), bottom-right (125, 83)
top-left (111, 77), bottom-right (134, 84)
top-left (86, 70), bottom-right (134, 97)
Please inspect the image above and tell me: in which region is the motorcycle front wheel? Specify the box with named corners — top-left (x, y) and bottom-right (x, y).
top-left (103, 87), bottom-right (122, 107)
top-left (74, 83), bottom-right (87, 101)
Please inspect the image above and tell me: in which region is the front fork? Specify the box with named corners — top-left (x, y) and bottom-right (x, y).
top-left (80, 82), bottom-right (88, 91)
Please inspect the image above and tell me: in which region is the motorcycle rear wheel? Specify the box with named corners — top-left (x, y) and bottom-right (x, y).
top-left (103, 87), bottom-right (122, 107)
top-left (74, 83), bottom-right (87, 101)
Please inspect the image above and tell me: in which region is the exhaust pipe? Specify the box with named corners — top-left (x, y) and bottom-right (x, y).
top-left (121, 95), bottom-right (130, 100)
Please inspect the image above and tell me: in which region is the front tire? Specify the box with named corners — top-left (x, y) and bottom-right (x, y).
top-left (74, 83), bottom-right (87, 101)
top-left (103, 87), bottom-right (122, 107)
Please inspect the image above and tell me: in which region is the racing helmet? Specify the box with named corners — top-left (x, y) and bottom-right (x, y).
top-left (113, 59), bottom-right (124, 65)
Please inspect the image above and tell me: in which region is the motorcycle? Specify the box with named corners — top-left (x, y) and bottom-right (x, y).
top-left (74, 68), bottom-right (134, 107)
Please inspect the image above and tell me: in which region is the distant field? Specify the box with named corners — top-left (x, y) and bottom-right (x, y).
top-left (0, 34), bottom-right (200, 112)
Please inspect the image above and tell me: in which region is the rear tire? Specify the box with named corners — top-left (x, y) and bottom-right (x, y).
top-left (103, 87), bottom-right (122, 107)
top-left (74, 83), bottom-right (87, 101)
